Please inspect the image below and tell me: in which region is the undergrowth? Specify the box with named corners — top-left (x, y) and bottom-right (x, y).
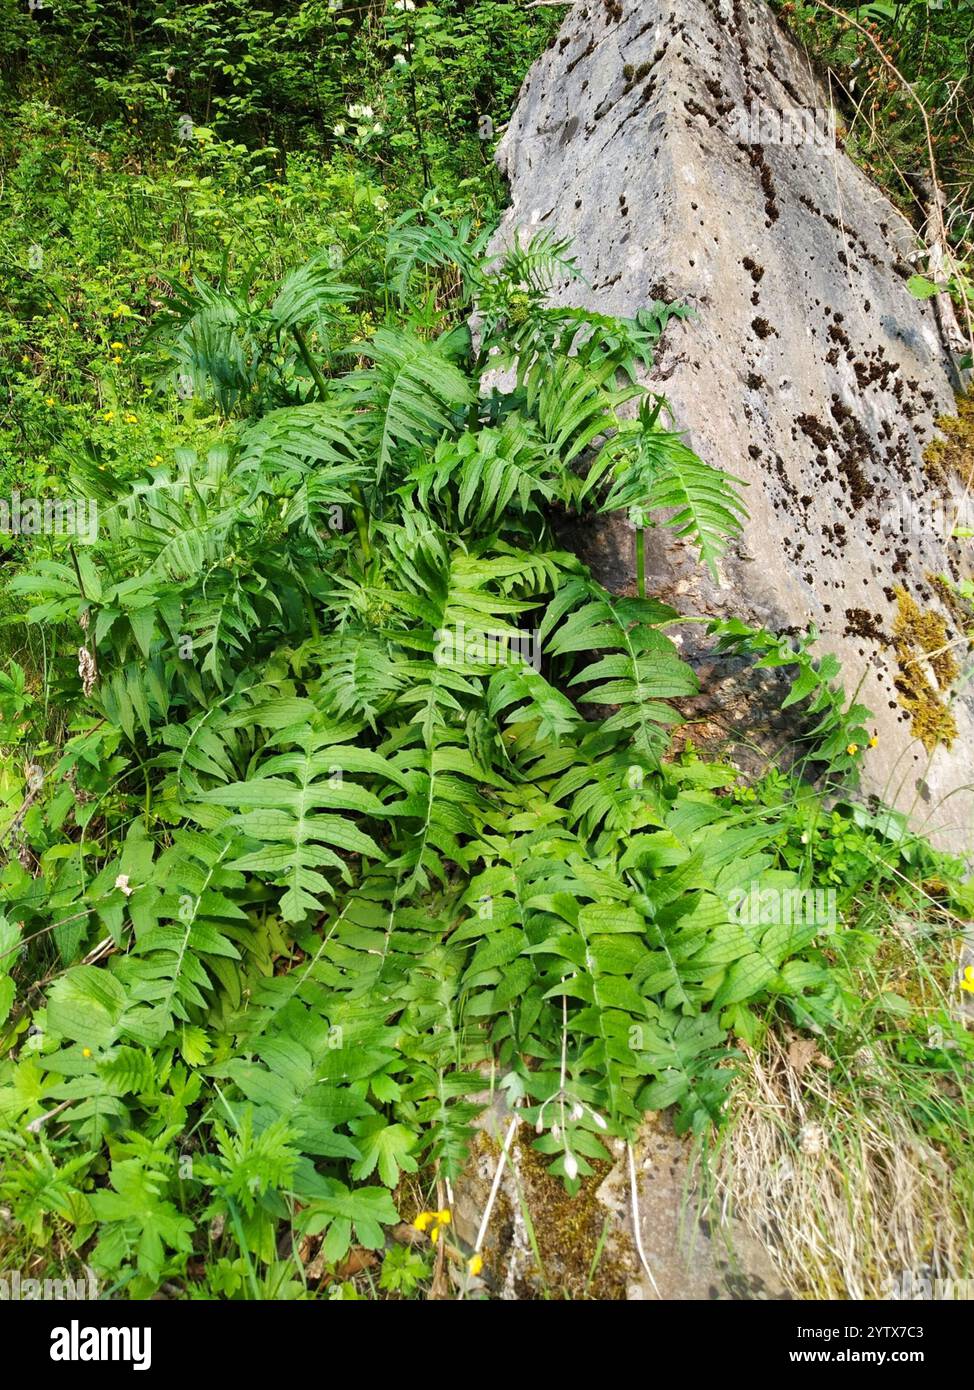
top-left (0, 0), bottom-right (971, 1305)
top-left (0, 214), bottom-right (971, 1300)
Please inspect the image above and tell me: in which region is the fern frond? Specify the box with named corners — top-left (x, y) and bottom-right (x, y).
top-left (602, 405), bottom-right (747, 578)
top-left (199, 733), bottom-right (405, 922)
top-left (344, 327), bottom-right (474, 482)
top-left (385, 209), bottom-right (488, 308)
top-left (311, 632), bottom-right (406, 727)
top-left (407, 413), bottom-right (565, 529)
top-left (498, 230), bottom-right (580, 297)
top-left (109, 828), bottom-right (248, 1041)
top-left (542, 578), bottom-right (697, 761)
top-left (268, 259), bottom-right (357, 338)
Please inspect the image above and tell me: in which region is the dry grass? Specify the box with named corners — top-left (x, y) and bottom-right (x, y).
top-left (704, 1009), bottom-right (973, 1299)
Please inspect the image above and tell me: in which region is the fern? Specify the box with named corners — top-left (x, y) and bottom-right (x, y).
top-left (542, 577), bottom-right (698, 761)
top-left (9, 215), bottom-right (857, 1294)
top-left (199, 732), bottom-right (402, 922)
top-left (385, 208), bottom-right (489, 308)
top-left (309, 632), bottom-right (406, 726)
top-left (602, 399), bottom-right (747, 578)
top-left (406, 413), bottom-right (565, 529)
top-left (343, 327), bottom-right (474, 483)
top-left (114, 828), bottom-right (249, 1040)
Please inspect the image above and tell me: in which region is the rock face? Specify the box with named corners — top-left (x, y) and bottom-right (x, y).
top-left (490, 0), bottom-right (974, 854)
top-left (452, 1095), bottom-right (789, 1299)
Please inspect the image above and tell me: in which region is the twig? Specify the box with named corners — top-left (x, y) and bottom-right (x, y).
top-left (474, 1111), bottom-right (520, 1257)
top-left (627, 1139), bottom-right (661, 1299)
top-left (26, 1100), bottom-right (73, 1134)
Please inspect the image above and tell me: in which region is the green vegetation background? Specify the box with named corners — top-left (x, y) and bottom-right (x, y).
top-left (0, 0), bottom-right (971, 1302)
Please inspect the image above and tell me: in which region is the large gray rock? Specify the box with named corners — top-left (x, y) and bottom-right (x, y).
top-left (452, 1094), bottom-right (789, 1299)
top-left (490, 0), bottom-right (974, 854)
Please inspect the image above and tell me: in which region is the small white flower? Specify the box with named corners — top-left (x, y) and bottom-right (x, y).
top-left (372, 122), bottom-right (383, 134)
top-left (589, 1108), bottom-right (608, 1131)
top-left (393, 53), bottom-right (407, 66)
top-left (570, 1101), bottom-right (584, 1121)
top-left (333, 122), bottom-right (346, 136)
top-left (393, 0), bottom-right (416, 9)
top-left (564, 1150), bottom-right (579, 1180)
top-left (114, 874), bottom-right (133, 897)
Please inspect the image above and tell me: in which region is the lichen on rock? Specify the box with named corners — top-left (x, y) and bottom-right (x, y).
top-left (925, 389), bottom-right (974, 492)
top-left (892, 586), bottom-right (960, 752)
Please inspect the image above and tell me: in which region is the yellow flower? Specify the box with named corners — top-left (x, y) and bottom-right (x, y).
top-left (21, 356), bottom-right (30, 365)
top-left (82, 1047), bottom-right (92, 1058)
top-left (102, 411), bottom-right (115, 422)
top-left (110, 341), bottom-right (124, 350)
top-left (846, 743), bottom-right (859, 756)
top-left (413, 1207), bottom-right (452, 1239)
top-left (124, 413), bottom-right (138, 424)
top-left (45, 397), bottom-right (55, 407)
top-left (467, 1253), bottom-right (483, 1276)
top-left (112, 356), bottom-right (123, 365)
top-left (868, 735), bottom-right (878, 748)
top-left (153, 454), bottom-right (163, 463)
top-left (961, 965), bottom-right (974, 995)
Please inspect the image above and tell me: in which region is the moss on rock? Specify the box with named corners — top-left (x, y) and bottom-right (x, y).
top-left (925, 389), bottom-right (974, 492)
top-left (892, 587), bottom-right (959, 752)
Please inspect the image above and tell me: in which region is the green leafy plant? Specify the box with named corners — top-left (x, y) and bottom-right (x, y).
top-left (1, 180), bottom-right (970, 1300)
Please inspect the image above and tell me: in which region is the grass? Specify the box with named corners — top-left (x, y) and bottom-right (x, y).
top-left (704, 890), bottom-right (974, 1300)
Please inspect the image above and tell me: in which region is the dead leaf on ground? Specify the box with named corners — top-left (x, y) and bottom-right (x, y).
top-left (787, 1037), bottom-right (834, 1075)
top-left (391, 1222), bottom-right (426, 1246)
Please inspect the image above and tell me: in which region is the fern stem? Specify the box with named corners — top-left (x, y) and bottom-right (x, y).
top-left (291, 324), bottom-right (329, 400)
top-left (636, 524), bottom-right (646, 600)
top-left (350, 484), bottom-right (373, 564)
top-left (293, 325), bottom-right (372, 560)
top-left (304, 593), bottom-right (320, 640)
top-left (226, 1195), bottom-right (262, 1301)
